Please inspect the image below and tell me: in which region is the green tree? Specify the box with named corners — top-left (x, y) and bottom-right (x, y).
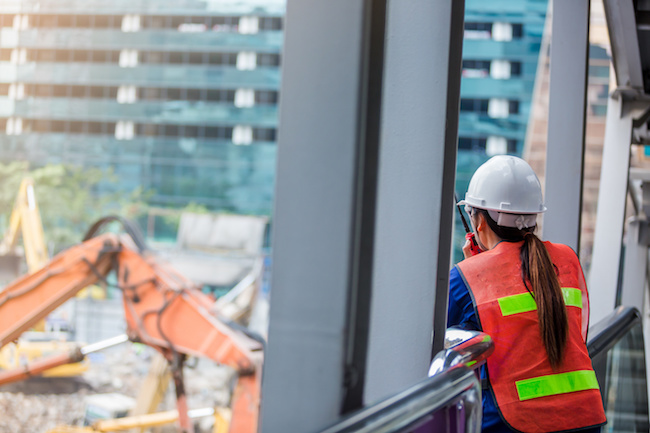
top-left (0, 162), bottom-right (150, 253)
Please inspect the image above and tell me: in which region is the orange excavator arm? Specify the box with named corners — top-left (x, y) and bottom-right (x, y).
top-left (0, 223), bottom-right (263, 433)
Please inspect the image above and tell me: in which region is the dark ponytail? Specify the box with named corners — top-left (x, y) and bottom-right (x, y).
top-left (478, 210), bottom-right (568, 369)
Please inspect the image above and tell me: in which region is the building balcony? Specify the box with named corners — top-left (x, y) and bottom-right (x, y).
top-left (0, 0), bottom-right (285, 16)
top-left (457, 112), bottom-right (526, 140)
top-left (1, 97), bottom-right (278, 127)
top-left (462, 39), bottom-right (542, 62)
top-left (460, 77), bottom-right (535, 99)
top-left (0, 62), bottom-right (281, 89)
top-left (1, 28), bottom-right (283, 53)
top-left (0, 132), bottom-right (277, 164)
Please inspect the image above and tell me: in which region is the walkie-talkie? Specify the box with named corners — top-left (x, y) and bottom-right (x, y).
top-left (455, 193), bottom-right (482, 256)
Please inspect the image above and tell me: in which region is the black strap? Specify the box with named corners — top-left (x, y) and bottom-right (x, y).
top-left (481, 378), bottom-right (489, 390)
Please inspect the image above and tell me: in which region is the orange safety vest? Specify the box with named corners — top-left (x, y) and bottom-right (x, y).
top-left (457, 241), bottom-right (606, 433)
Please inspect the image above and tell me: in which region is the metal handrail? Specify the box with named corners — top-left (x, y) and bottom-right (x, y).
top-left (429, 327), bottom-right (494, 377)
top-left (319, 328), bottom-right (494, 433)
top-left (319, 368), bottom-right (480, 433)
top-left (587, 306), bottom-right (641, 359)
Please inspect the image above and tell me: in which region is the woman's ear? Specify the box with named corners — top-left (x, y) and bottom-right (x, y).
top-left (475, 212), bottom-right (487, 232)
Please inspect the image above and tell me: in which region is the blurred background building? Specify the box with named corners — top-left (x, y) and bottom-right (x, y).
top-left (453, 0), bottom-right (548, 262)
top-left (0, 0), bottom-right (284, 218)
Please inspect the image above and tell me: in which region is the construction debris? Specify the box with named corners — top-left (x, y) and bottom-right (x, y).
top-left (0, 343), bottom-right (236, 433)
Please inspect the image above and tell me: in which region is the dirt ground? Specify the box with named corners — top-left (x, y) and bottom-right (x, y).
top-left (0, 343), bottom-right (236, 433)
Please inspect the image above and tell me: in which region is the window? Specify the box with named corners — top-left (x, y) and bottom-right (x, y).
top-left (8, 83), bottom-right (25, 100)
top-left (140, 87), bottom-right (162, 100)
top-left (492, 22), bottom-right (513, 42)
top-left (235, 89), bottom-right (255, 107)
top-left (255, 90), bottom-right (278, 105)
top-left (6, 117), bottom-right (23, 135)
top-left (37, 15), bottom-right (57, 28)
top-left (73, 50), bottom-right (91, 62)
top-left (258, 53), bottom-right (280, 67)
top-left (510, 61), bottom-right (522, 77)
top-left (253, 127), bottom-right (276, 141)
top-left (115, 121), bottom-right (135, 140)
top-left (205, 126), bottom-right (233, 139)
top-left (259, 17), bottom-right (282, 31)
top-left (183, 125), bottom-right (199, 138)
top-left (512, 24), bottom-right (523, 39)
top-left (55, 50), bottom-right (71, 62)
top-left (464, 22), bottom-right (491, 39)
top-left (509, 100), bottom-right (520, 115)
top-left (490, 60), bottom-right (511, 79)
top-left (186, 89), bottom-right (202, 101)
top-left (87, 121), bottom-right (105, 135)
top-left (32, 119), bottom-right (51, 133)
top-left (462, 60), bottom-right (490, 78)
top-left (57, 15), bottom-right (74, 28)
top-left (0, 15), bottom-right (15, 27)
top-left (52, 85), bottom-right (68, 98)
top-left (121, 15), bottom-right (141, 32)
top-left (76, 15), bottom-right (92, 28)
top-left (458, 137), bottom-right (487, 151)
top-left (188, 52), bottom-right (205, 65)
top-left (206, 89), bottom-right (236, 103)
top-left (233, 125), bottom-right (253, 145)
top-left (236, 52), bottom-right (257, 70)
top-left (119, 49), bottom-right (138, 67)
top-left (460, 98), bottom-right (489, 113)
top-left (145, 16), bottom-right (166, 29)
top-left (488, 99), bottom-right (509, 118)
top-left (70, 86), bottom-right (87, 98)
top-left (167, 88), bottom-right (182, 100)
top-left (117, 85), bottom-right (137, 103)
top-left (239, 16), bottom-right (259, 34)
top-left (164, 124), bottom-right (180, 137)
top-left (168, 52), bottom-right (184, 64)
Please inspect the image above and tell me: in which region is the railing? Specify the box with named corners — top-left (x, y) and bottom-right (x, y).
top-left (587, 306), bottom-right (649, 433)
top-left (322, 306), bottom-right (650, 433)
top-left (320, 329), bottom-right (493, 433)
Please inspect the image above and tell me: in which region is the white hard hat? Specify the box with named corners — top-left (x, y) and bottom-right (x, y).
top-left (459, 155), bottom-right (546, 229)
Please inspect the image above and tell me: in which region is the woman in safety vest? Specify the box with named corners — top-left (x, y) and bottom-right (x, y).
top-left (449, 155), bottom-right (606, 433)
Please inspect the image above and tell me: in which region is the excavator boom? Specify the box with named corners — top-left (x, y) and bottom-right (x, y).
top-left (0, 230), bottom-right (262, 433)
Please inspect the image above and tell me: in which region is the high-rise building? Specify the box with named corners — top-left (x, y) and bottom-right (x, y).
top-left (0, 0), bottom-right (284, 216)
top-left (453, 0), bottom-right (548, 262)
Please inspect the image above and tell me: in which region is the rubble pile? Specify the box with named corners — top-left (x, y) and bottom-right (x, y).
top-left (0, 343), bottom-right (236, 433)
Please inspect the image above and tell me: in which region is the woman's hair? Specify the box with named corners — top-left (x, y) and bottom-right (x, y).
top-left (475, 209), bottom-right (568, 369)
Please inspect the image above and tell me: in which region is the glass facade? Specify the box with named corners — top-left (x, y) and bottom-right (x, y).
top-left (453, 0), bottom-right (548, 263)
top-left (0, 0), bottom-right (284, 216)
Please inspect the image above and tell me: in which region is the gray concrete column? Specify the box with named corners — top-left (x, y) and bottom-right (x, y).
top-left (363, 0), bottom-right (465, 403)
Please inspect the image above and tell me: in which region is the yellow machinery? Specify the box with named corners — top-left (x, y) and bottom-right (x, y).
top-left (0, 177), bottom-right (88, 377)
top-left (46, 407), bottom-right (231, 433)
top-left (0, 177), bottom-right (48, 281)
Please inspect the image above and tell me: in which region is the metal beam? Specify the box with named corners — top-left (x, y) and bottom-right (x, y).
top-left (543, 0), bottom-right (590, 252)
top-left (603, 0), bottom-right (644, 89)
top-left (363, 0), bottom-right (465, 403)
top-left (589, 94), bottom-right (633, 325)
top-left (621, 217), bottom-right (648, 308)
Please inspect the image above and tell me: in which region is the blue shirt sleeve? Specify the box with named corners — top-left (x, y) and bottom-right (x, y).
top-left (449, 266), bottom-right (505, 431)
top-left (447, 266), bottom-right (480, 331)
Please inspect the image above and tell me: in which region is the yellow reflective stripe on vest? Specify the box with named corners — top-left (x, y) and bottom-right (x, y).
top-left (498, 287), bottom-right (582, 316)
top-left (516, 370), bottom-right (599, 401)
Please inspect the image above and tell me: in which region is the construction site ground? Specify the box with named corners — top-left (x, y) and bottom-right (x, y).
top-left (0, 343), bottom-right (235, 433)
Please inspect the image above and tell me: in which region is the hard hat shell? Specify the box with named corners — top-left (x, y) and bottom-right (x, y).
top-left (459, 155), bottom-right (546, 214)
